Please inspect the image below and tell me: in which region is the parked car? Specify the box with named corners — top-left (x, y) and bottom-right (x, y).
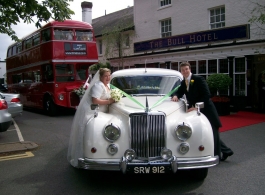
top-left (0, 93), bottom-right (12, 132)
top-left (0, 84), bottom-right (8, 92)
top-left (68, 68), bottom-right (219, 180)
top-left (0, 92), bottom-right (23, 118)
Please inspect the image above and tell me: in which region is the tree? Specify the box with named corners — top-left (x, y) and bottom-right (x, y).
top-left (0, 0), bottom-right (74, 41)
top-left (102, 14), bottom-right (135, 70)
top-left (245, 0), bottom-right (265, 35)
top-left (248, 1), bottom-right (265, 25)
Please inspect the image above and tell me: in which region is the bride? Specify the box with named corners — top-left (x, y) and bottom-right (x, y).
top-left (67, 68), bottom-right (115, 167)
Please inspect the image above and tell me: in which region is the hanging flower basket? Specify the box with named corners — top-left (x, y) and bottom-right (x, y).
top-left (73, 85), bottom-right (86, 98)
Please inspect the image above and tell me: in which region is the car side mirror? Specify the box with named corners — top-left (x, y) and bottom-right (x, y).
top-left (91, 104), bottom-right (99, 118)
top-left (195, 102), bottom-right (204, 115)
top-left (91, 104), bottom-right (99, 110)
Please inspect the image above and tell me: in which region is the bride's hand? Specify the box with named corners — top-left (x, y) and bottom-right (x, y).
top-left (109, 98), bottom-right (115, 104)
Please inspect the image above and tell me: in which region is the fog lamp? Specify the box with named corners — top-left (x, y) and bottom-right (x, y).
top-left (124, 149), bottom-right (136, 162)
top-left (179, 143), bottom-right (190, 154)
top-left (175, 123), bottom-right (192, 141)
top-left (161, 148), bottom-right (173, 160)
top-left (107, 144), bottom-right (118, 155)
top-left (58, 94), bottom-right (64, 100)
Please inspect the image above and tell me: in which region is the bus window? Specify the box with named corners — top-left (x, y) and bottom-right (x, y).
top-left (12, 74), bottom-right (22, 84)
top-left (76, 30), bottom-right (93, 41)
top-left (17, 43), bottom-right (22, 53)
top-left (43, 64), bottom-right (54, 82)
top-left (22, 72), bottom-right (33, 83)
top-left (33, 33), bottom-right (40, 46)
top-left (42, 28), bottom-right (51, 42)
top-left (25, 38), bottom-right (33, 49)
top-left (55, 64), bottom-right (74, 82)
top-left (54, 29), bottom-right (73, 40)
top-left (33, 71), bottom-right (41, 82)
top-left (7, 48), bottom-right (12, 57)
top-left (12, 45), bottom-right (17, 56)
top-left (76, 64), bottom-right (89, 80)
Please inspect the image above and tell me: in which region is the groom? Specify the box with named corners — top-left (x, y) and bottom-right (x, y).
top-left (171, 62), bottom-right (233, 161)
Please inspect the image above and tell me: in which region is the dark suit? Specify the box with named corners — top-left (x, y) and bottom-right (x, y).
top-left (174, 74), bottom-right (232, 157)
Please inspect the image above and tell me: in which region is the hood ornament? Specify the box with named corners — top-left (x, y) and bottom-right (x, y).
top-left (145, 96), bottom-right (150, 112)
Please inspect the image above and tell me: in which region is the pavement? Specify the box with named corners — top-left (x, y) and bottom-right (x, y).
top-left (0, 141), bottom-right (38, 155)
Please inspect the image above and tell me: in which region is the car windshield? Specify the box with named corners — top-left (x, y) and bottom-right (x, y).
top-left (111, 75), bottom-right (182, 95)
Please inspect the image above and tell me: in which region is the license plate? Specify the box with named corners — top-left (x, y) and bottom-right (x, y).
top-left (127, 165), bottom-right (171, 174)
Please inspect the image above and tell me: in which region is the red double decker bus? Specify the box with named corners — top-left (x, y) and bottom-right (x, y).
top-left (6, 20), bottom-right (98, 116)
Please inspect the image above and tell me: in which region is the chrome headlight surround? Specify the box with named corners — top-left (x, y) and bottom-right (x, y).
top-left (103, 123), bottom-right (121, 142)
top-left (175, 122), bottom-right (192, 141)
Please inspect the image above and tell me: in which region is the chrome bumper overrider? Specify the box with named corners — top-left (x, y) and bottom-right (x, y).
top-left (78, 155), bottom-right (219, 173)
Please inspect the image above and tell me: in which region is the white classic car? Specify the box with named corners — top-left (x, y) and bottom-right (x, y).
top-left (68, 68), bottom-right (219, 180)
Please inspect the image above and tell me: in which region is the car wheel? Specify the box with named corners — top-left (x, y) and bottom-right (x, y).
top-left (191, 168), bottom-right (208, 180)
top-left (44, 96), bottom-right (57, 116)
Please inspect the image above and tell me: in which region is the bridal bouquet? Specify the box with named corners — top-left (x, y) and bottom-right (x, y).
top-left (110, 88), bottom-right (123, 102)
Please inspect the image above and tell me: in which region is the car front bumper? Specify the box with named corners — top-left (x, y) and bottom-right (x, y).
top-left (78, 155), bottom-right (219, 173)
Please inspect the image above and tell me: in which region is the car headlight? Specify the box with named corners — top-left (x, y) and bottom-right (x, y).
top-left (58, 94), bottom-right (64, 100)
top-left (175, 122), bottom-right (192, 141)
top-left (103, 123), bottom-right (121, 142)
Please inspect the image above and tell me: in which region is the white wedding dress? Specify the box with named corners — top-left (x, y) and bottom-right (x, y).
top-left (67, 70), bottom-right (111, 167)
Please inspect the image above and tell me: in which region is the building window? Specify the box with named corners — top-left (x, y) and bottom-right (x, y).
top-left (161, 18), bottom-right (171, 38)
top-left (99, 40), bottom-right (102, 55)
top-left (209, 6), bottom-right (225, 29)
top-left (189, 61), bottom-right (196, 73)
top-left (208, 59), bottom-right (217, 73)
top-left (234, 58), bottom-right (246, 96)
top-left (219, 59), bottom-right (228, 73)
top-left (160, 0), bottom-right (171, 7)
top-left (124, 34), bottom-right (129, 47)
top-left (198, 60), bottom-right (207, 74)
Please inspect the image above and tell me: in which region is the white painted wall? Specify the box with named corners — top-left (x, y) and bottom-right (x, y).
top-left (0, 61), bottom-right (6, 81)
top-left (134, 0), bottom-right (263, 43)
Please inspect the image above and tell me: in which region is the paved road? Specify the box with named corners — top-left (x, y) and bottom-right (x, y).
top-left (0, 110), bottom-right (265, 195)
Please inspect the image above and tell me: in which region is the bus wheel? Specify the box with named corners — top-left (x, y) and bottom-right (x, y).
top-left (44, 96), bottom-right (57, 116)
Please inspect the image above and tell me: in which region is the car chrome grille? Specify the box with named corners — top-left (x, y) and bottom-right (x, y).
top-left (130, 112), bottom-right (166, 158)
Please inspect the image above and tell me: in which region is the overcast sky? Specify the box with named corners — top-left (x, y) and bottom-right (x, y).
top-left (0, 0), bottom-right (134, 61)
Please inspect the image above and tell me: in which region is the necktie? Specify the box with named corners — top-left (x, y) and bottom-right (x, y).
top-left (185, 79), bottom-right (189, 91)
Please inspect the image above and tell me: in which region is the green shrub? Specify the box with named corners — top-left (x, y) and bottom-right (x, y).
top-left (206, 73), bottom-right (232, 94)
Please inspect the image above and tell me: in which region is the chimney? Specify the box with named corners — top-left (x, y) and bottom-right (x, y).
top-left (81, 1), bottom-right (93, 24)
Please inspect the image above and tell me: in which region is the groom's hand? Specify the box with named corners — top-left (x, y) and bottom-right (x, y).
top-left (171, 95), bottom-right (179, 102)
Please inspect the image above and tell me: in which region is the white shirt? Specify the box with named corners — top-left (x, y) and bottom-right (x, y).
top-left (185, 73), bottom-right (192, 91)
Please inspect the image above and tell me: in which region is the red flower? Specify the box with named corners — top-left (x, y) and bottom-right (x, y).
top-left (211, 96), bottom-right (230, 102)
